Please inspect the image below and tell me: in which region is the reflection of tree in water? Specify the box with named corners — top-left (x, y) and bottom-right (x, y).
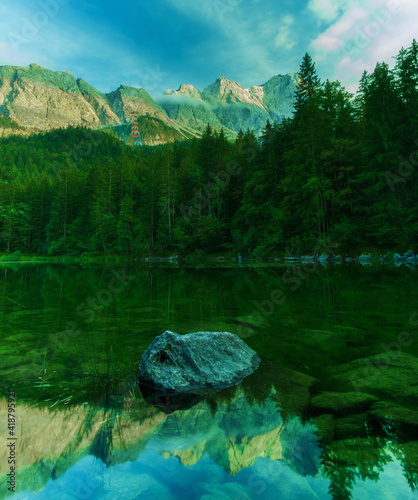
top-left (322, 437), bottom-right (392, 500)
top-left (393, 442), bottom-right (418, 493)
top-left (403, 461), bottom-right (418, 493)
top-left (90, 419), bottom-right (114, 466)
top-left (325, 463), bottom-right (356, 500)
top-left (89, 387), bottom-right (116, 467)
top-left (50, 404), bottom-right (98, 481)
top-left (3, 264), bottom-right (418, 497)
top-left (57, 373), bottom-right (418, 500)
top-left (88, 376), bottom-right (132, 467)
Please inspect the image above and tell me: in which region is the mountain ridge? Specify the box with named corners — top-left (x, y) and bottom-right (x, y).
top-left (0, 63), bottom-right (297, 144)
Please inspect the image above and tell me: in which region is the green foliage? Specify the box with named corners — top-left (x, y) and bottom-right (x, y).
top-left (0, 250), bottom-right (22, 261)
top-left (1, 41), bottom-right (418, 255)
top-left (110, 115), bottom-right (185, 145)
top-left (0, 114), bottom-right (23, 130)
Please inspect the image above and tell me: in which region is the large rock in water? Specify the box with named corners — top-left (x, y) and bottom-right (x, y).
top-left (138, 331), bottom-right (260, 392)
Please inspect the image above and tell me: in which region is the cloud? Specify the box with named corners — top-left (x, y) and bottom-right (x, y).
top-left (0, 0), bottom-right (317, 97)
top-left (309, 0), bottom-right (417, 90)
top-left (160, 0), bottom-right (304, 88)
top-left (155, 94), bottom-right (211, 108)
top-left (307, 0), bottom-right (343, 23)
top-left (0, 1), bottom-right (169, 93)
top-left (274, 15), bottom-right (296, 50)
top-left (160, 0), bottom-right (241, 25)
top-left (4, 0), bottom-right (413, 101)
top-left (0, 41), bottom-right (29, 65)
top-left (312, 6), bottom-right (370, 53)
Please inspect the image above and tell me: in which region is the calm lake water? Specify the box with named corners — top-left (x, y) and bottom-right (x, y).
top-left (0, 262), bottom-right (417, 499)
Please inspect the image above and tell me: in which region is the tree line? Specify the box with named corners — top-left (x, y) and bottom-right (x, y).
top-left (0, 40), bottom-right (417, 256)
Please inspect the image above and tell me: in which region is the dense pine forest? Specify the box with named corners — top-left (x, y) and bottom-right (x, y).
top-left (0, 41), bottom-right (417, 257)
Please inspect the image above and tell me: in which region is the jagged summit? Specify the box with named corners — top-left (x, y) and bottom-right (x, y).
top-left (201, 76), bottom-right (266, 110)
top-left (159, 72), bottom-right (296, 136)
top-left (0, 63), bottom-right (80, 93)
top-left (0, 63), bottom-right (297, 143)
top-left (164, 84), bottom-right (202, 100)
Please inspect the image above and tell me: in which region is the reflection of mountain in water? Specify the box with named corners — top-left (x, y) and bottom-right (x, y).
top-left (0, 369), bottom-right (323, 499)
top-left (1, 359), bottom-right (418, 499)
top-left (145, 386), bottom-right (321, 477)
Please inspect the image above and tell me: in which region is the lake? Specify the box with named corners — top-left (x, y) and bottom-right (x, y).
top-left (0, 261), bottom-right (417, 499)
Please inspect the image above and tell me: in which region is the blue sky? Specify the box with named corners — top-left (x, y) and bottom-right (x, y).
top-left (0, 0), bottom-right (416, 96)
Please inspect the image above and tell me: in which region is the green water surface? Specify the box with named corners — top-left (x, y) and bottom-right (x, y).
top-left (0, 262), bottom-right (417, 499)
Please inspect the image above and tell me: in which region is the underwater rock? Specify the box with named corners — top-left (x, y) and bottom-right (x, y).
top-left (329, 352), bottom-right (418, 406)
top-left (311, 391), bottom-right (378, 416)
top-left (334, 414), bottom-right (369, 440)
top-left (359, 253), bottom-right (373, 261)
top-left (240, 357), bottom-right (318, 416)
top-left (138, 330), bottom-right (260, 393)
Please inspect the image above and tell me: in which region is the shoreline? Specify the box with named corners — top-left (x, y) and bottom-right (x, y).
top-left (0, 250), bottom-right (416, 267)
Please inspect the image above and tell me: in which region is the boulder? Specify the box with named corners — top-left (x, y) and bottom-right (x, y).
top-left (138, 331), bottom-right (260, 393)
top-left (328, 352), bottom-right (418, 407)
top-left (311, 391), bottom-right (378, 416)
top-left (334, 414), bottom-right (369, 440)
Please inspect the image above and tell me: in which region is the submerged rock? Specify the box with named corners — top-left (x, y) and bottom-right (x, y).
top-left (329, 352), bottom-right (418, 406)
top-left (241, 357), bottom-right (318, 416)
top-left (138, 330), bottom-right (260, 393)
top-left (334, 414), bottom-right (369, 440)
top-left (311, 391), bottom-right (378, 416)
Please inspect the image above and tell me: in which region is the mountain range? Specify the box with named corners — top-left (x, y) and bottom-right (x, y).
top-left (0, 63), bottom-right (297, 145)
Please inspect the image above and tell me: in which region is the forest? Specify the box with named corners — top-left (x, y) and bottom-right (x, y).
top-left (0, 40), bottom-right (417, 257)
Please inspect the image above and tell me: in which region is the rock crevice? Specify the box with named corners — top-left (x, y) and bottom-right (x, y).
top-left (138, 330), bottom-right (260, 393)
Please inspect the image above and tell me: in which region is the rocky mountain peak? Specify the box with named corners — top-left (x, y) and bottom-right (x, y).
top-left (164, 84), bottom-right (202, 100)
top-left (0, 63), bottom-right (297, 143)
top-left (261, 73), bottom-right (298, 122)
top-left (105, 85), bottom-right (168, 123)
top-left (202, 76), bottom-right (266, 109)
